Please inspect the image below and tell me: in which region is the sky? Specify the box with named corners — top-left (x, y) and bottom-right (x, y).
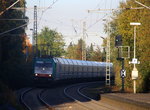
top-left (26, 0), bottom-right (126, 47)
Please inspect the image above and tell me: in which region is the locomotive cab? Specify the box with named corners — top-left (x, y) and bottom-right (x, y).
top-left (34, 58), bottom-right (53, 80)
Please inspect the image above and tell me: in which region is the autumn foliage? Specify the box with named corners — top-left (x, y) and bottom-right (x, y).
top-left (106, 0), bottom-right (150, 92)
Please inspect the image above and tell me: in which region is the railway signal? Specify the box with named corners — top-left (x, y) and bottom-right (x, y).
top-left (120, 69), bottom-right (126, 78)
top-left (115, 35), bottom-right (122, 47)
top-left (115, 34), bottom-right (128, 92)
top-left (118, 58), bottom-right (125, 92)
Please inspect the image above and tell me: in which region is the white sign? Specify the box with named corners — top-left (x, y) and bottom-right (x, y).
top-left (132, 58), bottom-right (138, 64)
top-left (132, 68), bottom-right (138, 79)
top-left (130, 22), bottom-right (141, 26)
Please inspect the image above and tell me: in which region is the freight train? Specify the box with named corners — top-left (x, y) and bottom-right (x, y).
top-left (33, 57), bottom-right (114, 81)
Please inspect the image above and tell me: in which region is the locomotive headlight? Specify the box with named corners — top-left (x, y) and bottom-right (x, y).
top-left (49, 74), bottom-right (52, 77)
top-left (35, 74), bottom-right (38, 76)
top-left (43, 68), bottom-right (45, 70)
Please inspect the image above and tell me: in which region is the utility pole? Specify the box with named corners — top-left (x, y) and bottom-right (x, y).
top-left (88, 9), bottom-right (111, 86)
top-left (33, 5), bottom-right (38, 57)
top-left (105, 20), bottom-right (111, 86)
top-left (129, 22), bottom-right (141, 94)
top-left (82, 21), bottom-right (86, 60)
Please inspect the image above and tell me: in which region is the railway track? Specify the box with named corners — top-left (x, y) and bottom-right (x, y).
top-left (20, 88), bottom-right (33, 110)
top-left (20, 88), bottom-right (53, 110)
top-left (19, 81), bottom-right (119, 110)
top-left (64, 81), bottom-right (120, 110)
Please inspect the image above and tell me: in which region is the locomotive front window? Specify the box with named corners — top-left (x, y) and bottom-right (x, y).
top-left (35, 61), bottom-right (53, 74)
top-left (43, 62), bottom-right (52, 67)
top-left (35, 61), bottom-right (52, 67)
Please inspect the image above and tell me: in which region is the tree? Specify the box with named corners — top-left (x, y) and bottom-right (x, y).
top-left (0, 0), bottom-right (31, 88)
top-left (92, 47), bottom-right (103, 61)
top-left (37, 27), bottom-right (65, 57)
top-left (66, 39), bottom-right (85, 60)
top-left (66, 40), bottom-right (103, 62)
top-left (75, 39), bottom-right (85, 60)
top-left (86, 44), bottom-right (94, 61)
top-left (105, 0), bottom-right (150, 92)
top-left (66, 42), bottom-right (77, 59)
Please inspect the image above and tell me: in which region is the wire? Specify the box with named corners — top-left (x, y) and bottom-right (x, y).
top-left (38, 0), bottom-right (59, 27)
top-left (0, 0), bottom-right (20, 16)
top-left (44, 0), bottom-right (59, 12)
top-left (87, 14), bottom-right (107, 30)
top-left (95, 0), bottom-right (105, 9)
top-left (0, 19), bottom-right (30, 21)
top-left (135, 0), bottom-right (150, 10)
top-left (0, 23), bottom-right (28, 37)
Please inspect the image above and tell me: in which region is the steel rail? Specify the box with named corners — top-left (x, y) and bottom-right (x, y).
top-left (64, 81), bottom-right (113, 110)
top-left (20, 88), bottom-right (33, 110)
top-left (77, 85), bottom-right (120, 110)
top-left (38, 89), bottom-right (54, 110)
top-left (21, 88), bottom-right (53, 110)
top-left (64, 84), bottom-right (93, 110)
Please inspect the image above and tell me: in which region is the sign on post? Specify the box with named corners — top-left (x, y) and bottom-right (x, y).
top-left (132, 67), bottom-right (138, 80)
top-left (120, 69), bottom-right (126, 78)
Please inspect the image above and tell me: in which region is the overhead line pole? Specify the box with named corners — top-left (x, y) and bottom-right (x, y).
top-left (33, 5), bottom-right (38, 58)
top-left (88, 9), bottom-right (111, 86)
top-left (106, 20), bottom-right (111, 86)
top-left (82, 21), bottom-right (86, 61)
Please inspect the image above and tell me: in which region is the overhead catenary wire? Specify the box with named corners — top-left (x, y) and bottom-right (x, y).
top-left (0, 23), bottom-right (28, 37)
top-left (86, 14), bottom-right (108, 30)
top-left (26, 0), bottom-right (126, 47)
top-left (71, 0), bottom-right (108, 37)
top-left (70, 0), bottom-right (106, 35)
top-left (38, 0), bottom-right (59, 27)
top-left (0, 0), bottom-right (20, 16)
top-left (12, 7), bottom-right (49, 10)
top-left (0, 19), bottom-right (30, 21)
top-left (135, 0), bottom-right (150, 10)
top-left (0, 0), bottom-right (30, 39)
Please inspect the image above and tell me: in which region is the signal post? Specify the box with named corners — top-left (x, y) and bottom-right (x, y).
top-left (115, 35), bottom-right (127, 92)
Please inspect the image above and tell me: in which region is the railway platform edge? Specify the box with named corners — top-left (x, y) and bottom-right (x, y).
top-left (101, 93), bottom-right (150, 110)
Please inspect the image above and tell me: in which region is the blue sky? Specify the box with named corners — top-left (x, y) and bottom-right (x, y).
top-left (26, 0), bottom-right (126, 47)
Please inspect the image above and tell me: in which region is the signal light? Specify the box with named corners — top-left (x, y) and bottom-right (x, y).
top-left (115, 35), bottom-right (122, 47)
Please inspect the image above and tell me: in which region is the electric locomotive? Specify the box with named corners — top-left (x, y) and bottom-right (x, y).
top-left (34, 58), bottom-right (53, 80)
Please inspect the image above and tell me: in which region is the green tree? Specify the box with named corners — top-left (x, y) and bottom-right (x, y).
top-left (66, 39), bottom-right (85, 60)
top-left (105, 0), bottom-right (150, 92)
top-left (86, 43), bottom-right (94, 61)
top-left (66, 41), bottom-right (103, 62)
top-left (75, 39), bottom-right (85, 60)
top-left (92, 47), bottom-right (103, 61)
top-left (37, 27), bottom-right (65, 57)
top-left (66, 42), bottom-right (77, 59)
